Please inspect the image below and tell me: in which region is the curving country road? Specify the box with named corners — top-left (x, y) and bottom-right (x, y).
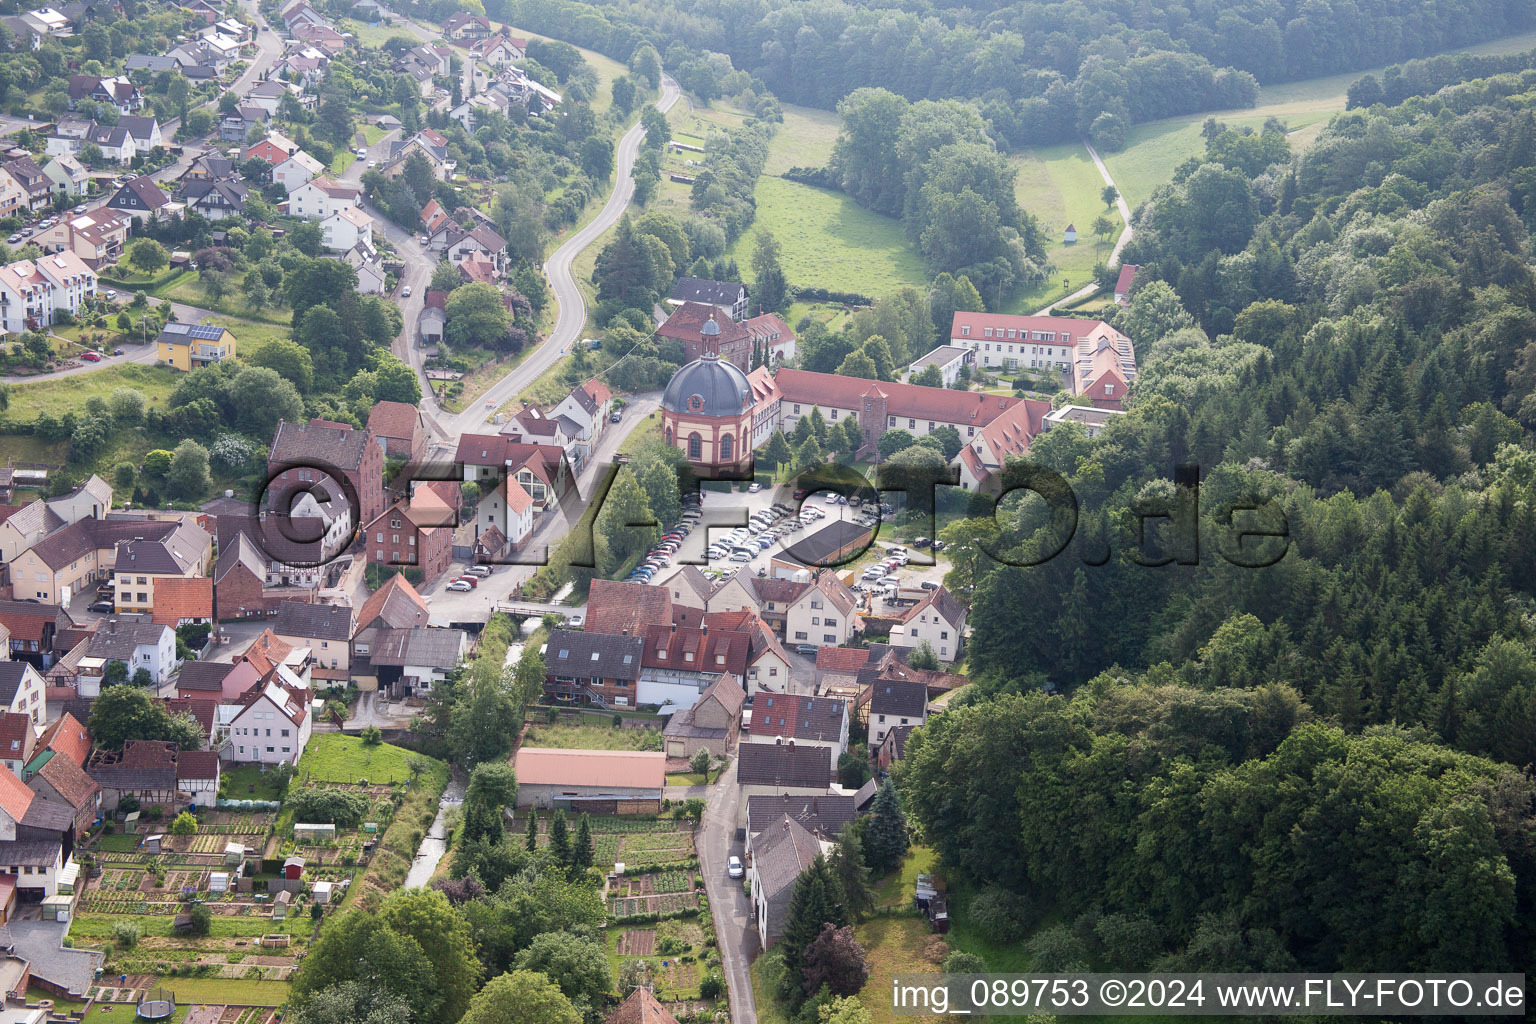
top-left (437, 73), bottom-right (681, 437)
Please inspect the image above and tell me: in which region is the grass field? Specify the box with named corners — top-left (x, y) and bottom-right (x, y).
top-left (72, 914), bottom-right (308, 942)
top-left (3, 363), bottom-right (181, 420)
top-left (520, 721), bottom-right (663, 751)
top-left (1002, 141), bottom-right (1119, 314)
top-left (297, 734), bottom-right (438, 785)
top-left (763, 104), bottom-right (841, 176)
top-left (728, 177), bottom-right (925, 300)
top-left (219, 763), bottom-right (288, 801)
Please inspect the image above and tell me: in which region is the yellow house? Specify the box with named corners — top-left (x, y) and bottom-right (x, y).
top-left (155, 322), bottom-right (237, 371)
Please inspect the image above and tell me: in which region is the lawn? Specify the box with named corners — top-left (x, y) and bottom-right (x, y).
top-left (520, 721), bottom-right (663, 751)
top-left (763, 104), bottom-right (842, 176)
top-left (871, 844), bottom-right (936, 908)
top-left (1002, 141), bottom-right (1120, 315)
top-left (853, 916), bottom-right (951, 1024)
top-left (296, 733), bottom-right (439, 785)
top-left (728, 176), bottom-right (926, 301)
top-left (72, 914), bottom-right (307, 942)
top-left (2, 363), bottom-right (181, 420)
top-left (219, 763), bottom-right (288, 801)
top-left (159, 978), bottom-right (291, 1005)
top-left (663, 769), bottom-right (719, 786)
top-left (159, 272), bottom-right (290, 324)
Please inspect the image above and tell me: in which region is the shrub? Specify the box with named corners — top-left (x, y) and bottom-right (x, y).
top-left (286, 788), bottom-right (369, 827)
top-left (969, 886), bottom-right (1031, 944)
top-left (698, 972), bottom-right (724, 999)
top-left (360, 725), bottom-right (383, 745)
top-left (112, 920), bottom-right (141, 949)
top-left (942, 950), bottom-right (986, 974)
top-left (187, 904), bottom-right (211, 937)
top-left (170, 811), bottom-right (198, 835)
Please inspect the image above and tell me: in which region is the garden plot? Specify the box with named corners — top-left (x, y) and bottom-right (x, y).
top-left (617, 832), bottom-right (695, 864)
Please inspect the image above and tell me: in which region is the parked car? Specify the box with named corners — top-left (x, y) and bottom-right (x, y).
top-left (88, 600), bottom-right (114, 613)
top-left (795, 644), bottom-right (819, 655)
top-left (920, 581), bottom-right (939, 590)
top-left (878, 574), bottom-right (901, 586)
top-left (81, 351), bottom-right (102, 361)
top-left (566, 614), bottom-right (584, 629)
top-left (931, 539), bottom-right (946, 551)
top-left (793, 488), bottom-right (809, 500)
top-left (446, 580), bottom-right (472, 592)
top-left (401, 285), bottom-right (412, 297)
top-left (748, 482), bottom-right (761, 492)
top-left (729, 551), bottom-right (752, 562)
top-left (728, 856), bottom-right (744, 879)
top-left (453, 575), bottom-right (479, 588)
top-left (4, 234), bottom-right (18, 244)
top-left (912, 537), bottom-right (932, 548)
top-left (465, 565), bottom-right (492, 577)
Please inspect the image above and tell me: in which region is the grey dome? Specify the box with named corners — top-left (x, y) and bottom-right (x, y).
top-left (662, 353), bottom-right (752, 417)
top-left (701, 317), bottom-right (721, 336)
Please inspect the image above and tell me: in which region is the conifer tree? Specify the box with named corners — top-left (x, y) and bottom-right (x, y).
top-left (548, 808), bottom-right (571, 866)
top-left (525, 809), bottom-right (539, 851)
top-left (863, 780), bottom-right (910, 873)
top-left (780, 853), bottom-right (848, 997)
top-left (570, 813), bottom-right (595, 878)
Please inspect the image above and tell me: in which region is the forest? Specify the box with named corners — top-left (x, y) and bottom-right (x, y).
top-left (896, 67), bottom-right (1536, 976)
top-left (484, 0), bottom-right (1536, 148)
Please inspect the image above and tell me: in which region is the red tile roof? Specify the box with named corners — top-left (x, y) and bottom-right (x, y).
top-left (366, 400), bottom-right (420, 441)
top-left (37, 713), bottom-right (90, 767)
top-left (355, 572), bottom-right (429, 631)
top-left (151, 576), bottom-right (213, 627)
top-left (975, 397), bottom-right (1053, 465)
top-left (641, 623), bottom-right (749, 676)
top-left (240, 629), bottom-right (294, 675)
top-left (658, 301), bottom-right (750, 347)
top-left (585, 579), bottom-right (673, 637)
top-left (608, 987), bottom-right (681, 1024)
top-left (0, 713), bottom-right (31, 760)
top-left (816, 646), bottom-right (871, 674)
top-left (770, 368), bottom-right (1024, 427)
top-left (581, 378), bottom-right (612, 406)
top-left (1114, 263), bottom-right (1140, 295)
top-left (35, 752), bottom-right (99, 810)
top-left (0, 764), bottom-right (33, 822)
top-left (949, 311), bottom-right (1107, 348)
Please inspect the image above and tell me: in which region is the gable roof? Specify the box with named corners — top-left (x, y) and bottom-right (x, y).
top-left (269, 418), bottom-right (371, 472)
top-left (34, 749), bottom-right (100, 811)
top-left (751, 694), bottom-right (845, 743)
top-left (869, 679), bottom-right (928, 718)
top-left (151, 577), bottom-right (214, 626)
top-left (354, 573), bottom-right (429, 632)
top-left (369, 626), bottom-right (465, 669)
top-left (641, 623), bottom-right (749, 677)
top-left (513, 748), bottom-right (665, 789)
top-left (272, 602), bottom-right (353, 642)
top-left (0, 601), bottom-right (73, 646)
top-left (214, 531), bottom-right (266, 583)
top-left (1114, 263), bottom-right (1139, 295)
top-left (746, 792), bottom-right (855, 836)
top-left (901, 585), bottom-right (967, 629)
top-left (750, 813), bottom-right (822, 900)
top-left (84, 618), bottom-right (170, 661)
top-left (607, 988), bottom-right (681, 1024)
top-left (239, 629), bottom-right (293, 675)
top-left (669, 278), bottom-right (745, 307)
top-left (584, 579), bottom-right (673, 637)
top-left (87, 739), bottom-right (178, 788)
top-left (0, 764), bottom-right (33, 822)
top-left (36, 713), bottom-right (90, 767)
top-left (0, 713), bottom-right (31, 759)
top-left (110, 177), bottom-right (169, 209)
top-left (545, 628), bottom-right (643, 681)
top-left (658, 301), bottom-right (750, 347)
top-left (173, 660), bottom-right (232, 692)
top-left (816, 646), bottom-right (871, 675)
top-left (736, 741), bottom-right (831, 788)
top-left (365, 400), bottom-right (420, 441)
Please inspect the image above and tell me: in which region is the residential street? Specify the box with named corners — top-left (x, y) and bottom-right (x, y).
top-left (438, 75), bottom-right (681, 437)
top-left (698, 757), bottom-right (758, 1024)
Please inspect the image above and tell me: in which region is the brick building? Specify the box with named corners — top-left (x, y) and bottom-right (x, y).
top-left (268, 418), bottom-right (383, 532)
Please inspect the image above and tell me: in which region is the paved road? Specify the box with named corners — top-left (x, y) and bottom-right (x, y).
top-left (1035, 139), bottom-right (1134, 314)
top-left (699, 756), bottom-right (757, 1024)
top-left (439, 74), bottom-right (681, 437)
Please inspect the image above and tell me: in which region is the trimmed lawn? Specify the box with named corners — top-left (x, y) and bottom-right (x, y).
top-left (521, 721), bottom-right (663, 751)
top-left (853, 916), bottom-right (950, 1024)
top-left (219, 763), bottom-right (287, 801)
top-left (663, 769), bottom-right (719, 786)
top-left (158, 978), bottom-right (291, 1005)
top-left (3, 363), bottom-right (181, 420)
top-left (72, 914), bottom-right (308, 942)
top-left (158, 273), bottom-right (290, 325)
top-left (729, 176), bottom-right (925, 301)
top-left (297, 733), bottom-right (440, 785)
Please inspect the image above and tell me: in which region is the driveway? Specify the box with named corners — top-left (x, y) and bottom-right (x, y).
top-left (698, 756), bottom-right (758, 1024)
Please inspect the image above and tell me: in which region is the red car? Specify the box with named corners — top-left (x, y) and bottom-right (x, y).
top-left (81, 351), bottom-right (102, 362)
top-left (454, 575), bottom-right (479, 588)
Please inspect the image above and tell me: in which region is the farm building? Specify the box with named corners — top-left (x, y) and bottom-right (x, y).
top-left (512, 748), bottom-right (665, 812)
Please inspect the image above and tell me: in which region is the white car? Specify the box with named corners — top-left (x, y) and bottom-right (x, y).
top-left (401, 285), bottom-right (412, 297)
top-left (728, 856), bottom-right (744, 879)
top-left (748, 482), bottom-right (761, 492)
top-left (566, 614), bottom-right (584, 628)
top-left (446, 580), bottom-right (472, 592)
top-left (729, 551), bottom-right (752, 562)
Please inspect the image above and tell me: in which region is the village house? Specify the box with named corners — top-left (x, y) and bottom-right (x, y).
top-left (0, 664), bottom-right (45, 725)
top-left (735, 741), bottom-right (834, 830)
top-left (117, 115), bottom-right (162, 154)
top-left (104, 177), bottom-right (173, 221)
top-left (3, 158), bottom-right (52, 214)
top-left (86, 741), bottom-right (197, 812)
top-left (658, 303), bottom-right (752, 369)
top-left (76, 618), bottom-right (176, 694)
top-left (10, 514), bottom-right (196, 607)
top-left (0, 601), bottom-right (74, 669)
top-left (866, 679), bottom-right (928, 748)
top-left (747, 814), bottom-right (830, 948)
top-left (66, 74), bottom-right (139, 114)
top-left (887, 586), bottom-right (967, 663)
top-left (272, 149), bottom-right (325, 192)
top-left (784, 574), bottom-right (858, 648)
top-left (877, 723), bottom-right (912, 772)
top-left (0, 714), bottom-right (35, 779)
top-left (182, 179), bottom-right (250, 221)
top-left (948, 311), bottom-right (1137, 407)
top-left (269, 418), bottom-right (385, 531)
top-left (36, 208), bottom-right (130, 267)
top-left (667, 277), bottom-right (749, 321)
top-left (455, 434), bottom-right (573, 513)
top-left (0, 501), bottom-right (64, 569)
top-left (226, 667), bottom-right (311, 765)
top-left (244, 132), bottom-right (301, 165)
top-left (542, 629), bottom-right (643, 708)
top-left (745, 793), bottom-right (855, 840)
top-left (150, 576), bottom-right (214, 629)
top-left (364, 499), bottom-right (453, 586)
top-left (26, 742), bottom-right (101, 839)
top-left (45, 119), bottom-right (133, 166)
top-left (270, 603), bottom-right (353, 680)
top-left (366, 401), bottom-right (425, 461)
top-left (320, 206), bottom-right (372, 252)
top-left (350, 574), bottom-right (430, 692)
top-left (40, 155), bottom-right (89, 198)
top-left (745, 693), bottom-right (848, 758)
top-left (155, 322), bottom-right (237, 372)
top-left (286, 176), bottom-right (361, 220)
top-left (368, 626), bottom-right (467, 698)
top-left (109, 519), bottom-right (213, 616)
top-left (661, 672), bottom-right (746, 759)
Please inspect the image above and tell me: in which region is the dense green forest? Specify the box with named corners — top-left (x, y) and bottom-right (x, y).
top-left (485, 0), bottom-right (1536, 146)
top-left (901, 69), bottom-right (1536, 975)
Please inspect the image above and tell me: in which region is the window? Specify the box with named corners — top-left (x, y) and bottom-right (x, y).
top-left (961, 326), bottom-right (970, 336)
top-left (793, 404), bottom-right (800, 413)
top-left (888, 416), bottom-right (896, 427)
top-left (810, 599), bottom-right (822, 609)
top-left (720, 434), bottom-right (733, 459)
top-left (826, 618), bottom-right (837, 627)
top-left (769, 667), bottom-right (778, 676)
top-left (878, 714), bottom-right (886, 723)
top-left (941, 631), bottom-right (949, 639)
top-left (376, 532), bottom-right (383, 543)
top-left (811, 616), bottom-right (820, 626)
top-left (1104, 384), bottom-right (1114, 395)
top-left (983, 328), bottom-right (992, 338)
top-left (794, 631), bottom-right (807, 640)
top-left (687, 433), bottom-right (702, 459)
top-left (908, 419), bottom-right (916, 429)
top-left (824, 633), bottom-right (835, 642)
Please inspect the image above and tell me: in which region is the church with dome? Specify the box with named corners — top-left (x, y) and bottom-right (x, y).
top-left (660, 317), bottom-right (759, 477)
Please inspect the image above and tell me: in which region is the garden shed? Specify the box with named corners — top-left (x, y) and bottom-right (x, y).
top-left (223, 842), bottom-right (244, 866)
top-left (209, 872), bottom-right (229, 893)
top-left (312, 880), bottom-right (333, 904)
top-left (142, 834), bottom-right (164, 854)
top-left (40, 894), bottom-right (71, 922)
top-left (56, 862), bottom-right (78, 896)
top-left (282, 856), bottom-right (306, 880)
top-left (272, 890), bottom-right (290, 919)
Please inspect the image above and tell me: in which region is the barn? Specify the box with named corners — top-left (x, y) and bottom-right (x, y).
top-left (512, 748), bottom-right (666, 813)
